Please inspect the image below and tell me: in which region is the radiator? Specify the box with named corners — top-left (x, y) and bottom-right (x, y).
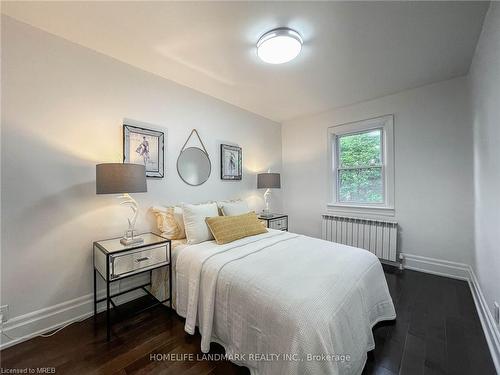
top-left (321, 214), bottom-right (399, 263)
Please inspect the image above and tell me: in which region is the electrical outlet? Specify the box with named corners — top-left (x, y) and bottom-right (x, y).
top-left (494, 302), bottom-right (500, 325)
top-left (0, 305), bottom-right (9, 323)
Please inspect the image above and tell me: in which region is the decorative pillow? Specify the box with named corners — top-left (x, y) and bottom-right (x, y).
top-left (205, 212), bottom-right (268, 245)
top-left (219, 200), bottom-right (251, 216)
top-left (182, 202), bottom-right (219, 244)
top-left (152, 206), bottom-right (186, 240)
top-left (216, 199), bottom-right (240, 215)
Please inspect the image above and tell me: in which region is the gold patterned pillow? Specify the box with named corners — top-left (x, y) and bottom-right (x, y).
top-left (205, 212), bottom-right (267, 245)
top-left (153, 206), bottom-right (185, 240)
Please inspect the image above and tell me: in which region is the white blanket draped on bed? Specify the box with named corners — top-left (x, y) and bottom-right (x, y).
top-left (175, 230), bottom-right (396, 375)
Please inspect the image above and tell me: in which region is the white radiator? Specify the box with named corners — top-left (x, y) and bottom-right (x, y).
top-left (322, 214), bottom-right (399, 263)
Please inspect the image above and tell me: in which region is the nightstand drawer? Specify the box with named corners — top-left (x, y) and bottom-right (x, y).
top-left (269, 217), bottom-right (288, 230)
top-left (111, 245), bottom-right (168, 279)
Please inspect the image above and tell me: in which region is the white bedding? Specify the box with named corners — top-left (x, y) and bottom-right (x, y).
top-left (173, 229), bottom-right (396, 375)
top-left (151, 238), bottom-right (186, 307)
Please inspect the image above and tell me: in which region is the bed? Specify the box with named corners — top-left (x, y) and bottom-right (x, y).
top-left (160, 229), bottom-right (395, 375)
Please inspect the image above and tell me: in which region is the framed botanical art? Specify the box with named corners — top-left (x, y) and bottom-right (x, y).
top-left (220, 144), bottom-right (242, 180)
top-left (123, 123), bottom-right (164, 178)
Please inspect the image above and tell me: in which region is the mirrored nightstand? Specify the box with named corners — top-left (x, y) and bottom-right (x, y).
top-left (258, 213), bottom-right (288, 231)
top-left (93, 232), bottom-right (171, 341)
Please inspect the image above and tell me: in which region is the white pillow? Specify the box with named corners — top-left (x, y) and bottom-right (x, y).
top-left (219, 200), bottom-right (251, 216)
top-left (182, 202), bottom-right (219, 244)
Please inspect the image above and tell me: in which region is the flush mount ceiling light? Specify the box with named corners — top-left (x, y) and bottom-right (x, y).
top-left (257, 27), bottom-right (303, 64)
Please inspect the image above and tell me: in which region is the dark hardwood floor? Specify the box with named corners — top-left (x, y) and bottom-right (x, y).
top-left (1, 268), bottom-right (496, 374)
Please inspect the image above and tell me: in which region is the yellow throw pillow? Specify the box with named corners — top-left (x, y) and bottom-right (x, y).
top-left (205, 212), bottom-right (267, 245)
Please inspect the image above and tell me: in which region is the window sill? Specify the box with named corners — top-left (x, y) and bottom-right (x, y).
top-left (326, 204), bottom-right (395, 218)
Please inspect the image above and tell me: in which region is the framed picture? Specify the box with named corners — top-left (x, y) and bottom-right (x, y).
top-left (123, 124), bottom-right (164, 178)
top-left (221, 144), bottom-right (242, 180)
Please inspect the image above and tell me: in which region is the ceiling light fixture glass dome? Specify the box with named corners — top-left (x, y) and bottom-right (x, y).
top-left (257, 27), bottom-right (303, 64)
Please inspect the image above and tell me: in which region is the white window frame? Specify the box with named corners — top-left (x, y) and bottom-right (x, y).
top-left (327, 114), bottom-right (395, 217)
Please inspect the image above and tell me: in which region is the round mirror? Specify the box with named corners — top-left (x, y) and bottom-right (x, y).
top-left (177, 147), bottom-right (211, 186)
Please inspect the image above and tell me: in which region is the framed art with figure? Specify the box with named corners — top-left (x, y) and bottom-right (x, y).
top-left (123, 123), bottom-right (164, 178)
top-left (221, 144), bottom-right (242, 180)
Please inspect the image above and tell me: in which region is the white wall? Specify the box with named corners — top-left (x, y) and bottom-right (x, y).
top-left (470, 2), bottom-right (500, 327)
top-left (282, 77), bottom-right (474, 265)
top-left (0, 16), bottom-right (281, 322)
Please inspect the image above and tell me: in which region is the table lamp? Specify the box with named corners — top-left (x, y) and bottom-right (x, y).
top-left (96, 163), bottom-right (147, 245)
top-left (257, 172), bottom-right (281, 218)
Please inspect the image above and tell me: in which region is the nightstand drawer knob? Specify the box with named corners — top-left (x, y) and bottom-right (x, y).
top-left (136, 257), bottom-right (150, 262)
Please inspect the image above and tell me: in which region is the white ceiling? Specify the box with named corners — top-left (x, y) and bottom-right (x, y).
top-left (2, 1), bottom-right (489, 122)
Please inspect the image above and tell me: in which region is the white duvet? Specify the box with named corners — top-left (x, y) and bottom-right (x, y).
top-left (174, 230), bottom-right (396, 375)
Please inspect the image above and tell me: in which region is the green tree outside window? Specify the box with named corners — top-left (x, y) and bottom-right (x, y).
top-left (337, 130), bottom-right (384, 203)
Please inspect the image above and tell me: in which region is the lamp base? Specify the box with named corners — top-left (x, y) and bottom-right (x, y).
top-left (120, 229), bottom-right (143, 246)
top-left (120, 236), bottom-right (144, 246)
top-left (260, 210), bottom-right (274, 218)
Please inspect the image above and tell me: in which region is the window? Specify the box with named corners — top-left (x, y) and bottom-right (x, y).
top-left (328, 115), bottom-right (394, 216)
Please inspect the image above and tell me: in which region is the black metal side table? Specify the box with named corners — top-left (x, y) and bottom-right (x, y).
top-left (93, 232), bottom-right (171, 341)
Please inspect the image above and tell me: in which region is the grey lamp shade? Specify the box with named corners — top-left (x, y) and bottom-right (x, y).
top-left (96, 163), bottom-right (147, 194)
top-left (257, 173), bottom-right (281, 189)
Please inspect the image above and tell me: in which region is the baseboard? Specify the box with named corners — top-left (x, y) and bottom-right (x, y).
top-left (0, 295), bottom-right (95, 350)
top-left (0, 274), bottom-right (149, 350)
top-left (402, 253), bottom-right (470, 280)
top-left (468, 267), bottom-right (500, 373)
top-left (402, 253), bottom-right (500, 372)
